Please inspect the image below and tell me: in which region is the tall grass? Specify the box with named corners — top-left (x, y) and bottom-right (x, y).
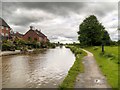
top-left (59, 45), bottom-right (87, 89)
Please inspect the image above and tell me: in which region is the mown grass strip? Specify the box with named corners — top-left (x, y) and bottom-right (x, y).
top-left (59, 45), bottom-right (87, 89)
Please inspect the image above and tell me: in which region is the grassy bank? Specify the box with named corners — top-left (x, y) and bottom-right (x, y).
top-left (59, 45), bottom-right (87, 89)
top-left (84, 46), bottom-right (118, 88)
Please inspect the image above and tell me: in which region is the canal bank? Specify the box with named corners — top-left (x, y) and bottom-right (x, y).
top-left (59, 45), bottom-right (87, 88)
top-left (0, 49), bottom-right (45, 57)
top-left (2, 46), bottom-right (75, 88)
top-left (0, 50), bottom-right (21, 57)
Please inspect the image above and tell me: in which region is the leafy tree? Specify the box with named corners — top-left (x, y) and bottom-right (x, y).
top-left (78, 15), bottom-right (110, 46)
top-left (101, 30), bottom-right (111, 45)
top-left (2, 40), bottom-right (15, 51)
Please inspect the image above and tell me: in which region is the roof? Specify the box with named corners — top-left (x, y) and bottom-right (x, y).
top-left (35, 29), bottom-right (47, 38)
top-left (24, 29), bottom-right (47, 39)
top-left (0, 17), bottom-right (10, 28)
top-left (15, 32), bottom-right (23, 37)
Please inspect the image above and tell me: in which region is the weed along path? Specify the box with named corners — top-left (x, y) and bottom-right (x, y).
top-left (75, 49), bottom-right (110, 88)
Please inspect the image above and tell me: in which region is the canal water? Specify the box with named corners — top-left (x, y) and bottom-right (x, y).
top-left (2, 46), bottom-right (75, 88)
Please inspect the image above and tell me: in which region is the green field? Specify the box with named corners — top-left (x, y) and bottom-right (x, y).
top-left (59, 45), bottom-right (87, 89)
top-left (84, 46), bottom-right (118, 88)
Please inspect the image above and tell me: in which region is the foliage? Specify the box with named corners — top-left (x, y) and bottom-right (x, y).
top-left (2, 37), bottom-right (55, 51)
top-left (78, 15), bottom-right (111, 46)
top-left (118, 40), bottom-right (120, 45)
top-left (2, 40), bottom-right (15, 51)
top-left (59, 45), bottom-right (87, 89)
top-left (101, 30), bottom-right (111, 45)
top-left (13, 38), bottom-right (27, 50)
top-left (109, 41), bottom-right (118, 46)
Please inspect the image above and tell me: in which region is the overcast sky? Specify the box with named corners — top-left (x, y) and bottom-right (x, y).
top-left (1, 0), bottom-right (119, 43)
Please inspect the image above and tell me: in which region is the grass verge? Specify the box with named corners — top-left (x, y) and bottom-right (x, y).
top-left (84, 46), bottom-right (118, 88)
top-left (59, 45), bottom-right (87, 89)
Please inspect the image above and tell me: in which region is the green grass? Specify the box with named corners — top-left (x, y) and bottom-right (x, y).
top-left (84, 46), bottom-right (118, 88)
top-left (59, 45), bottom-right (87, 89)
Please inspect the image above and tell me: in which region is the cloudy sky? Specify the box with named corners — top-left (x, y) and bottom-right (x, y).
top-left (0, 0), bottom-right (119, 43)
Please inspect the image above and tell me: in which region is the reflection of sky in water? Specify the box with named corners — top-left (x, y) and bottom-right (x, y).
top-left (2, 47), bottom-right (75, 88)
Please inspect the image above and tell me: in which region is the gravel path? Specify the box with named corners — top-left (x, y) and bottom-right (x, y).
top-left (75, 49), bottom-right (111, 88)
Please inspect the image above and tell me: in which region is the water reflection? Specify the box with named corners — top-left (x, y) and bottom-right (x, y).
top-left (2, 46), bottom-right (75, 88)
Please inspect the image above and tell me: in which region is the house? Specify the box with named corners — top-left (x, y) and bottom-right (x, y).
top-left (10, 31), bottom-right (23, 41)
top-left (15, 32), bottom-right (23, 38)
top-left (0, 18), bottom-right (11, 39)
top-left (23, 26), bottom-right (49, 43)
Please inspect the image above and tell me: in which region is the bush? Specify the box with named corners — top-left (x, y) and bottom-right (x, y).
top-left (48, 43), bottom-right (56, 48)
top-left (2, 43), bottom-right (10, 51)
top-left (68, 46), bottom-right (82, 55)
top-left (2, 43), bottom-right (15, 51)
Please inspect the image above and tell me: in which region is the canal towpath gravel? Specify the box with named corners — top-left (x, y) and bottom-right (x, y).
top-left (75, 49), bottom-right (111, 88)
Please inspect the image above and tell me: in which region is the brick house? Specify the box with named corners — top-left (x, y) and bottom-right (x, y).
top-left (0, 18), bottom-right (11, 39)
top-left (10, 32), bottom-right (23, 41)
top-left (23, 26), bottom-right (49, 43)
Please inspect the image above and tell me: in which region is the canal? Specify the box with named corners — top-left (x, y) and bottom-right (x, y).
top-left (2, 46), bottom-right (75, 88)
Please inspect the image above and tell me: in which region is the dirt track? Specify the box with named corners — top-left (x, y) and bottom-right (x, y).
top-left (75, 49), bottom-right (111, 88)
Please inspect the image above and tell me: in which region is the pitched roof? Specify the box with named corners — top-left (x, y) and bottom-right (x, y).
top-left (0, 17), bottom-right (10, 28)
top-left (35, 29), bottom-right (47, 38)
top-left (24, 29), bottom-right (47, 39)
top-left (14, 32), bottom-right (23, 37)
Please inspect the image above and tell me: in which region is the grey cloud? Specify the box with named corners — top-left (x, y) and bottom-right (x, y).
top-left (16, 2), bottom-right (117, 17)
top-left (2, 2), bottom-right (86, 17)
top-left (19, 2), bottom-right (86, 15)
top-left (1, 2), bottom-right (118, 43)
top-left (2, 2), bottom-right (21, 16)
top-left (0, 2), bottom-right (2, 17)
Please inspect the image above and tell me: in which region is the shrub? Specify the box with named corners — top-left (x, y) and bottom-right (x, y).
top-left (2, 43), bottom-right (10, 51)
top-left (2, 43), bottom-right (15, 51)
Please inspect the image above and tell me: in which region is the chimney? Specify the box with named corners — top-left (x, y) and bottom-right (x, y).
top-left (39, 29), bottom-right (41, 32)
top-left (36, 29), bottom-right (38, 31)
top-left (30, 26), bottom-right (33, 30)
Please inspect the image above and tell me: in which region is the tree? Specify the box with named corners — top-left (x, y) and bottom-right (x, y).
top-left (78, 15), bottom-right (110, 46)
top-left (118, 40), bottom-right (120, 45)
top-left (101, 30), bottom-right (111, 45)
top-left (2, 40), bottom-right (15, 51)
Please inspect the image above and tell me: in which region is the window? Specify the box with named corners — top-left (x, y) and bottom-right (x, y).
top-left (0, 26), bottom-right (2, 29)
top-left (28, 37), bottom-right (32, 41)
top-left (2, 26), bottom-right (4, 29)
top-left (6, 27), bottom-right (9, 30)
top-left (6, 33), bottom-right (8, 36)
top-left (1, 33), bottom-right (4, 36)
top-left (34, 38), bottom-right (37, 41)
